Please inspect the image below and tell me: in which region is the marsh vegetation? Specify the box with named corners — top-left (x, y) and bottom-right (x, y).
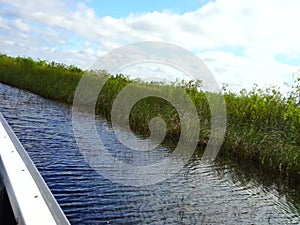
top-left (0, 54), bottom-right (299, 178)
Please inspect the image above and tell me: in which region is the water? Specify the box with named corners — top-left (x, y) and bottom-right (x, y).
top-left (0, 83), bottom-right (299, 224)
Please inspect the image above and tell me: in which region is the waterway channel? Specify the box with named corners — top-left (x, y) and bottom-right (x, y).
top-left (0, 83), bottom-right (299, 224)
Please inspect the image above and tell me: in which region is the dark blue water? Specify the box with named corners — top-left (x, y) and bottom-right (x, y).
top-left (0, 83), bottom-right (299, 224)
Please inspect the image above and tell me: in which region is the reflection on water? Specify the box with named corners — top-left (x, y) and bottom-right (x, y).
top-left (0, 83), bottom-right (299, 224)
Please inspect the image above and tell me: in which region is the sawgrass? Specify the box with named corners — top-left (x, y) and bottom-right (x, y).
top-left (0, 54), bottom-right (299, 177)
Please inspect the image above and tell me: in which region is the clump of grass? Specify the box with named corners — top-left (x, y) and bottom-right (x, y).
top-left (0, 54), bottom-right (299, 178)
top-left (0, 54), bottom-right (83, 103)
top-left (222, 84), bottom-right (300, 176)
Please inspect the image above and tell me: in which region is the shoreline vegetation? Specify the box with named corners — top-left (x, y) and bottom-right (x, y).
top-left (0, 54), bottom-right (299, 180)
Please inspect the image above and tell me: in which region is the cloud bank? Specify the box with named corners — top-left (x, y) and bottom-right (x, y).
top-left (0, 0), bottom-right (299, 91)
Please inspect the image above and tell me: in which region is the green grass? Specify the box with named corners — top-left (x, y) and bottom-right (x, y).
top-left (222, 86), bottom-right (300, 176)
top-left (0, 55), bottom-right (82, 103)
top-left (0, 54), bottom-right (299, 178)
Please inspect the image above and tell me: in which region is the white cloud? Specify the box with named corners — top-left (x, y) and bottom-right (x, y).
top-left (199, 51), bottom-right (297, 92)
top-left (0, 0), bottom-right (300, 92)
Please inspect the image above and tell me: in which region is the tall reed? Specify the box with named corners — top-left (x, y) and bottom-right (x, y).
top-left (0, 54), bottom-right (299, 177)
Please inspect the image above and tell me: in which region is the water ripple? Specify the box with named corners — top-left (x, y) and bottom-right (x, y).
top-left (0, 83), bottom-right (299, 224)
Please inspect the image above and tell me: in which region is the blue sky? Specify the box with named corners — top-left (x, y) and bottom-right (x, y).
top-left (0, 0), bottom-right (299, 92)
top-left (86, 0), bottom-right (211, 17)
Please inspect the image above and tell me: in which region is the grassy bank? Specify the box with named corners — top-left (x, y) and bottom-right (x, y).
top-left (0, 54), bottom-right (299, 178)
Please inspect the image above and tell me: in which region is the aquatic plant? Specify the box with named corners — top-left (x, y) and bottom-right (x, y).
top-left (0, 54), bottom-right (299, 178)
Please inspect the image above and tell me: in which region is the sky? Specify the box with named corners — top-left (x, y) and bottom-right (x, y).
top-left (1, 0), bottom-right (300, 92)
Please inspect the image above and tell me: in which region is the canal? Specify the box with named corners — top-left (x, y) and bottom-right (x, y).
top-left (0, 83), bottom-right (299, 224)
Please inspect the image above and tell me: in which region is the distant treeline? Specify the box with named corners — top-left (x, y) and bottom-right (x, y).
top-left (0, 54), bottom-right (299, 179)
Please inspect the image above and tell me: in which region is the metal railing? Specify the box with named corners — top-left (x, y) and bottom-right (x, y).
top-left (0, 113), bottom-right (70, 225)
